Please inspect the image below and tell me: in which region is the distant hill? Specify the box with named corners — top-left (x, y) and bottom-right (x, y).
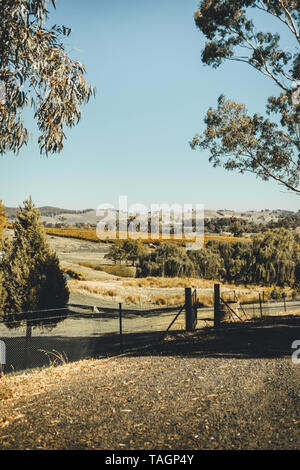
top-left (4, 206), bottom-right (298, 227)
top-left (6, 206), bottom-right (94, 219)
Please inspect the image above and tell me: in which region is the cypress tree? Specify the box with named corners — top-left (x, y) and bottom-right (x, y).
top-left (1, 198), bottom-right (69, 318)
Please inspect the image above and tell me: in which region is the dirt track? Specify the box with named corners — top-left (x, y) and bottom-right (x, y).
top-left (0, 320), bottom-right (299, 450)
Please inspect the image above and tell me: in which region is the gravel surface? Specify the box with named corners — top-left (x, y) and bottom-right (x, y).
top-left (0, 320), bottom-right (299, 450)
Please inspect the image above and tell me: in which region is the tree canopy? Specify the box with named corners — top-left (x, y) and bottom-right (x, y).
top-left (191, 0), bottom-right (300, 194)
top-left (0, 0), bottom-right (95, 155)
top-left (0, 200), bottom-right (7, 247)
top-left (1, 198), bottom-right (69, 325)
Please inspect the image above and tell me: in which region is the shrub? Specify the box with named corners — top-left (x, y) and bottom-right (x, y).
top-left (152, 295), bottom-right (168, 306)
top-left (63, 267), bottom-right (86, 281)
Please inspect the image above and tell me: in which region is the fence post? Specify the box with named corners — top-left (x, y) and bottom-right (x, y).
top-left (119, 303), bottom-right (123, 353)
top-left (283, 294), bottom-right (287, 313)
top-left (185, 288), bottom-right (192, 332)
top-left (23, 321), bottom-right (32, 369)
top-left (214, 284), bottom-right (220, 328)
top-left (259, 293), bottom-right (263, 320)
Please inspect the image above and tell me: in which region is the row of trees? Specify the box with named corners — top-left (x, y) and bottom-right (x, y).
top-left (135, 229), bottom-right (300, 288)
top-left (0, 199), bottom-right (69, 325)
top-left (205, 214), bottom-right (300, 236)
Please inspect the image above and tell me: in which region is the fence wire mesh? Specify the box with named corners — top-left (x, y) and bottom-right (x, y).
top-left (1, 294), bottom-right (299, 375)
top-left (0, 304), bottom-right (185, 374)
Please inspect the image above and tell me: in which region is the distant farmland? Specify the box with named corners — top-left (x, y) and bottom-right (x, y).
top-left (44, 227), bottom-right (250, 245)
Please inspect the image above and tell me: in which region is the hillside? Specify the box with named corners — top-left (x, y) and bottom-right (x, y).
top-left (5, 206), bottom-right (298, 227)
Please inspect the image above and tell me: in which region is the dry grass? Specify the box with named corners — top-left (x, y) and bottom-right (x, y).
top-left (68, 275), bottom-right (295, 308)
top-left (125, 295), bottom-right (141, 305)
top-left (167, 294), bottom-right (185, 306)
top-left (77, 262), bottom-right (136, 278)
top-left (68, 281), bottom-right (118, 298)
top-left (100, 265), bottom-right (136, 278)
top-left (45, 227), bottom-right (249, 246)
top-left (0, 358), bottom-right (101, 404)
top-left (122, 277), bottom-right (216, 289)
top-left (151, 295), bottom-right (168, 306)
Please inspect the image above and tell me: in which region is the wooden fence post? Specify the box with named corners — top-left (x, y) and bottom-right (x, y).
top-left (283, 294), bottom-right (287, 313)
top-left (259, 293), bottom-right (263, 320)
top-left (119, 303), bottom-right (123, 353)
top-left (23, 321), bottom-right (32, 369)
top-left (185, 288), bottom-right (192, 332)
top-left (214, 284), bottom-right (220, 328)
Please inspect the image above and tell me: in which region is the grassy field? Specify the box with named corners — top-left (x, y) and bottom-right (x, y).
top-left (67, 276), bottom-right (290, 307)
top-left (44, 227), bottom-right (250, 245)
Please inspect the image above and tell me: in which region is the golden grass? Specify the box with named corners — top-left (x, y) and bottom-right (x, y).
top-left (151, 295), bottom-right (168, 306)
top-left (68, 281), bottom-right (118, 298)
top-left (125, 294), bottom-right (140, 305)
top-left (77, 261), bottom-right (136, 278)
top-left (122, 277), bottom-right (214, 289)
top-left (68, 280), bottom-right (147, 306)
top-left (67, 275), bottom-right (291, 309)
top-left (45, 227), bottom-right (249, 246)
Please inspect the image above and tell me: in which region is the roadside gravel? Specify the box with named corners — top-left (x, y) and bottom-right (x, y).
top-left (0, 327), bottom-right (299, 450)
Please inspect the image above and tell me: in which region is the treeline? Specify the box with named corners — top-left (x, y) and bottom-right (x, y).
top-left (41, 213), bottom-right (300, 235)
top-left (205, 214), bottom-right (300, 235)
top-left (135, 229), bottom-right (300, 288)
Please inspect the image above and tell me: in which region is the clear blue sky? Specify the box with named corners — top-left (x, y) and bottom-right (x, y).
top-left (0, 0), bottom-right (299, 212)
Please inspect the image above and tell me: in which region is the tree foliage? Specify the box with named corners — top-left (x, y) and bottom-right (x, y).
top-left (203, 229), bottom-right (299, 286)
top-left (0, 0), bottom-right (95, 155)
top-left (191, 0), bottom-right (300, 193)
top-left (104, 241), bottom-right (126, 265)
top-left (228, 216), bottom-right (249, 236)
top-left (0, 200), bottom-right (7, 247)
top-left (137, 243), bottom-right (195, 278)
top-left (135, 230), bottom-right (299, 287)
top-left (105, 240), bottom-right (148, 266)
top-left (1, 198), bottom-right (69, 324)
top-left (251, 228), bottom-right (298, 285)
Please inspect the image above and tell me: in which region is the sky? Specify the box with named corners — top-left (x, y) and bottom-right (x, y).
top-left (0, 0), bottom-right (299, 212)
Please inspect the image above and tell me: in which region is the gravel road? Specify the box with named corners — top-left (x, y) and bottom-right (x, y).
top-left (0, 320), bottom-right (299, 450)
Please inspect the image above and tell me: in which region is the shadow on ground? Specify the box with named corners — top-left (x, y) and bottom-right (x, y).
top-left (2, 314), bottom-right (300, 374)
top-left (126, 314), bottom-right (300, 360)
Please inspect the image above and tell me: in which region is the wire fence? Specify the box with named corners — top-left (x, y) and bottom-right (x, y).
top-left (0, 304), bottom-right (185, 375)
top-left (0, 294), bottom-right (299, 375)
top-left (239, 297), bottom-right (300, 320)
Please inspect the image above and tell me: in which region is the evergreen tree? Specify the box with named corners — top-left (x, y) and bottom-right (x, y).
top-left (1, 198), bottom-right (69, 319)
top-left (0, 200), bottom-right (7, 248)
top-left (0, 272), bottom-right (6, 314)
